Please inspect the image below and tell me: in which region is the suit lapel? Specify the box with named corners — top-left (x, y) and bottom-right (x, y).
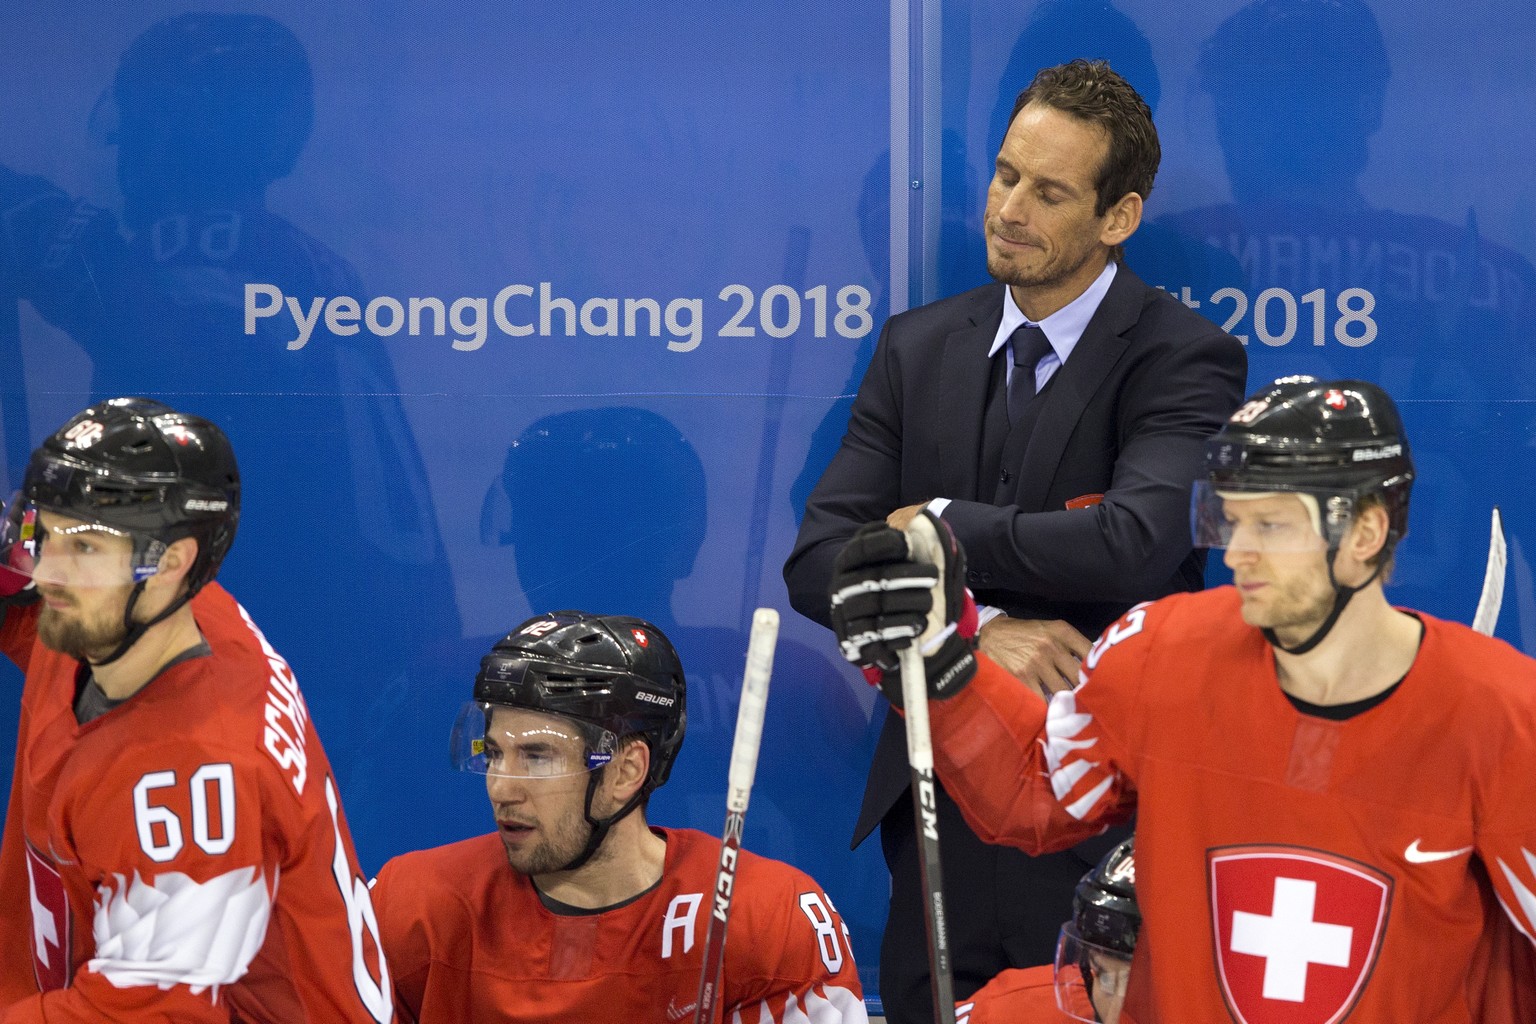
top-left (938, 288), bottom-right (1004, 500)
top-left (1014, 268), bottom-right (1146, 508)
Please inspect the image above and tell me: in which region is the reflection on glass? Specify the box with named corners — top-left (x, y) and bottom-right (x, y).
top-left (1156, 0), bottom-right (1536, 609)
top-left (485, 405), bottom-right (885, 958)
top-left (0, 13), bottom-right (462, 868)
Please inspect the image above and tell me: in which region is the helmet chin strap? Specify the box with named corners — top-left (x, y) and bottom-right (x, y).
top-left (90, 583), bottom-right (195, 668)
top-left (556, 767), bottom-right (652, 873)
top-left (1262, 544), bottom-right (1385, 656)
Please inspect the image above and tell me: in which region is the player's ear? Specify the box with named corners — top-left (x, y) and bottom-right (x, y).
top-left (607, 736), bottom-right (651, 804)
top-left (1344, 504), bottom-right (1389, 571)
top-left (147, 537), bottom-right (199, 594)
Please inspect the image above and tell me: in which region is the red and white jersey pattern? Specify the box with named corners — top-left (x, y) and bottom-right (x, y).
top-left (929, 587), bottom-right (1536, 1024)
top-left (0, 585), bottom-right (391, 1023)
top-left (370, 827), bottom-right (865, 1023)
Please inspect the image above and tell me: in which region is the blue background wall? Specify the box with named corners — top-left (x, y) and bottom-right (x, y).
top-left (2, 1), bottom-right (1533, 1009)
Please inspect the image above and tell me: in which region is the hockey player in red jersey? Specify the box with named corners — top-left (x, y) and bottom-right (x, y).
top-left (369, 611), bottom-right (866, 1023)
top-left (0, 398), bottom-right (391, 1023)
top-left (830, 377), bottom-right (1536, 1023)
top-left (959, 836), bottom-right (1139, 1024)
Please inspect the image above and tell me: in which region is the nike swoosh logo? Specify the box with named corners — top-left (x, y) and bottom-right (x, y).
top-left (1405, 839), bottom-right (1474, 863)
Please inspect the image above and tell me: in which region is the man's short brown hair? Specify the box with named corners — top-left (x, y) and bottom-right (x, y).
top-left (1009, 59), bottom-right (1160, 233)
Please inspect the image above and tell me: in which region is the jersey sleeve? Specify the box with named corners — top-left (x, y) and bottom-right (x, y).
top-left (0, 602), bottom-right (39, 674)
top-left (2, 736), bottom-right (275, 1024)
top-left (722, 866), bottom-right (868, 1024)
top-left (929, 603), bottom-right (1152, 854)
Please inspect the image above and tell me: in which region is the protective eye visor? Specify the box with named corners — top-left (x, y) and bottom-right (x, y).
top-left (1190, 481), bottom-right (1361, 552)
top-left (1054, 922), bottom-right (1134, 1024)
top-left (449, 701), bottom-right (618, 779)
top-left (0, 495), bottom-right (164, 589)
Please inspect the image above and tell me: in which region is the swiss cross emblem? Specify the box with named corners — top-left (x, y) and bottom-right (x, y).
top-left (1324, 390), bottom-right (1348, 410)
top-left (1209, 845), bottom-right (1390, 1024)
top-left (24, 842), bottom-right (72, 992)
top-left (632, 629), bottom-right (648, 647)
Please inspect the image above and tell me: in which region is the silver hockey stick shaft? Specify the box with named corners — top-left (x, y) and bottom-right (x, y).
top-left (695, 608), bottom-right (779, 1024)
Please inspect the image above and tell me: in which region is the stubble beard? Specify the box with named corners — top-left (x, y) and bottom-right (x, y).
top-left (1242, 577), bottom-right (1337, 641)
top-left (504, 805), bottom-right (597, 876)
top-left (985, 233), bottom-right (1097, 293)
top-left (37, 602), bottom-right (127, 662)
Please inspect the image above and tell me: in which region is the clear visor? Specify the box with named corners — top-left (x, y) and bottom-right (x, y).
top-left (1054, 922), bottom-right (1134, 1024)
top-left (1189, 481), bottom-right (1352, 553)
top-left (449, 701), bottom-right (618, 780)
top-left (0, 496), bottom-right (162, 590)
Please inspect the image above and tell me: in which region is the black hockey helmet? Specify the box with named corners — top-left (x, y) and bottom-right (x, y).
top-left (1073, 836), bottom-right (1139, 955)
top-left (1194, 377), bottom-right (1413, 655)
top-left (20, 397), bottom-right (240, 596)
top-left (453, 610), bottom-right (687, 873)
top-left (1200, 376), bottom-right (1413, 547)
top-left (470, 611), bottom-right (687, 792)
top-left (1055, 837), bottom-right (1139, 1023)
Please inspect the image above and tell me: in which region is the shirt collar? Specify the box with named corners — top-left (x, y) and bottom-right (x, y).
top-left (988, 260), bottom-right (1118, 362)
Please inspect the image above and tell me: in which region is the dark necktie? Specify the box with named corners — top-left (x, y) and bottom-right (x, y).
top-left (1007, 324), bottom-right (1054, 425)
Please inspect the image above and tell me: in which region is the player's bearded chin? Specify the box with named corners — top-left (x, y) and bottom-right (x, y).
top-left (38, 601), bottom-right (128, 662)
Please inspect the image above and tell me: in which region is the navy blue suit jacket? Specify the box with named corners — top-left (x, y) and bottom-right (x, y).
top-left (784, 265), bottom-right (1247, 846)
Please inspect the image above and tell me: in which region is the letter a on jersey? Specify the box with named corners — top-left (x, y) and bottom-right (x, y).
top-left (1208, 845), bottom-right (1391, 1024)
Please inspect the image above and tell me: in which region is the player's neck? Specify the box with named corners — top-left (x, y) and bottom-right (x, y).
top-left (92, 604), bottom-right (204, 700)
top-left (1273, 586), bottom-right (1422, 706)
top-left (535, 816), bottom-right (667, 910)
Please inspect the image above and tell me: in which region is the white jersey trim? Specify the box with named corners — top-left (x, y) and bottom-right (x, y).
top-left (727, 984), bottom-right (868, 1023)
top-left (90, 866), bottom-right (272, 994)
top-left (1495, 848), bottom-right (1536, 943)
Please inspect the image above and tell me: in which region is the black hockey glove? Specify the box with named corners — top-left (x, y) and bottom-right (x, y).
top-left (829, 509), bottom-right (978, 708)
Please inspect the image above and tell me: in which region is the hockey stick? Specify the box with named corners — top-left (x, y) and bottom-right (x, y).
top-left (695, 607), bottom-right (780, 1024)
top-left (1472, 506), bottom-right (1506, 637)
top-left (899, 519), bottom-right (957, 1024)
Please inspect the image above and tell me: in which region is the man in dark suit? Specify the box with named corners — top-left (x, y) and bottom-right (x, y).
top-left (783, 60), bottom-right (1246, 1023)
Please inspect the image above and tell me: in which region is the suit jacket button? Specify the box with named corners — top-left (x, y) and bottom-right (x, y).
top-left (981, 572), bottom-right (993, 584)
top-left (966, 570), bottom-right (980, 584)
top-left (999, 470), bottom-right (1012, 484)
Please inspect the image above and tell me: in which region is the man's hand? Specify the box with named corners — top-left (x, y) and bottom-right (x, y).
top-left (886, 503), bottom-right (928, 530)
top-left (829, 510), bottom-right (978, 706)
top-left (978, 616), bottom-right (1091, 699)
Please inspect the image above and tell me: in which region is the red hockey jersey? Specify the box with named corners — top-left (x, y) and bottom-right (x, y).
top-left (959, 964), bottom-right (1142, 1024)
top-left (930, 587), bottom-right (1536, 1024)
top-left (0, 585), bottom-right (391, 1023)
top-left (370, 827), bottom-right (865, 1023)
top-left (958, 964), bottom-right (1056, 1023)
